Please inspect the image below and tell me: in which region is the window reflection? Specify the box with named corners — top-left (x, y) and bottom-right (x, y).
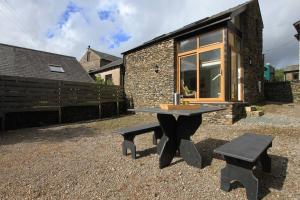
top-left (180, 55), bottom-right (197, 98)
top-left (178, 37), bottom-right (197, 53)
top-left (199, 30), bottom-right (223, 47)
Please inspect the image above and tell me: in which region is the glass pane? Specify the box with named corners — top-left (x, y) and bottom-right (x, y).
top-left (178, 37), bottom-right (197, 53)
top-left (199, 30), bottom-right (223, 46)
top-left (180, 55), bottom-right (197, 98)
top-left (200, 49), bottom-right (220, 63)
top-left (199, 61), bottom-right (221, 98)
top-left (199, 49), bottom-right (221, 98)
top-left (231, 50), bottom-right (238, 100)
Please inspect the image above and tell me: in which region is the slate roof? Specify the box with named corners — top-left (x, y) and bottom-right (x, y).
top-left (294, 20), bottom-right (300, 30)
top-left (283, 65), bottom-right (299, 72)
top-left (90, 48), bottom-right (121, 61)
top-left (0, 43), bottom-right (94, 82)
top-left (89, 59), bottom-right (123, 74)
top-left (123, 0), bottom-right (253, 54)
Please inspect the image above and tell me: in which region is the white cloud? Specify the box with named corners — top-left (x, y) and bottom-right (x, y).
top-left (0, 0), bottom-right (299, 68)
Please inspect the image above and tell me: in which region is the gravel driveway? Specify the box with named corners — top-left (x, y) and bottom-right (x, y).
top-left (0, 104), bottom-right (299, 199)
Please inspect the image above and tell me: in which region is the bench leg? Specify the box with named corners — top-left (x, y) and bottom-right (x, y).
top-left (122, 135), bottom-right (136, 159)
top-left (260, 148), bottom-right (272, 173)
top-left (221, 157), bottom-right (259, 200)
top-left (153, 128), bottom-right (163, 145)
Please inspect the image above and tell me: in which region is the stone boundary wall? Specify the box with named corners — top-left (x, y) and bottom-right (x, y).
top-left (264, 81), bottom-right (300, 103)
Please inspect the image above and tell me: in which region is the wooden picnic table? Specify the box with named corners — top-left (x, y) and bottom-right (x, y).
top-left (128, 106), bottom-right (224, 169)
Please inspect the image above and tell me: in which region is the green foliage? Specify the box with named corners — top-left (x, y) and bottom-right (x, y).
top-left (274, 69), bottom-right (284, 82)
top-left (95, 76), bottom-right (114, 85)
top-left (106, 79), bottom-right (114, 85)
top-left (95, 76), bottom-right (105, 85)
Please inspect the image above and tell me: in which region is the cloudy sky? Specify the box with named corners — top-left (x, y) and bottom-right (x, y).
top-left (0, 0), bottom-right (299, 68)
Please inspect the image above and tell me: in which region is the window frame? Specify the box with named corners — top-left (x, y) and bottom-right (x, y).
top-left (49, 64), bottom-right (65, 73)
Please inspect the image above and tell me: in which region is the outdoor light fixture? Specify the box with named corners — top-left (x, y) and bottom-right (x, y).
top-left (154, 65), bottom-right (159, 73)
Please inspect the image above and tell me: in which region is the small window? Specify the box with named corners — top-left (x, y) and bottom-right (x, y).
top-left (293, 73), bottom-right (299, 80)
top-left (199, 30), bottom-right (223, 47)
top-left (178, 37), bottom-right (197, 53)
top-left (87, 52), bottom-right (91, 62)
top-left (49, 65), bottom-right (65, 73)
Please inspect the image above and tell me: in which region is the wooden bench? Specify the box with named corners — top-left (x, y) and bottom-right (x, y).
top-left (214, 133), bottom-right (273, 200)
top-left (115, 122), bottom-right (163, 159)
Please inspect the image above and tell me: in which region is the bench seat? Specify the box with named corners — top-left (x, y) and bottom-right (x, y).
top-left (214, 133), bottom-right (273, 200)
top-left (115, 122), bottom-right (162, 159)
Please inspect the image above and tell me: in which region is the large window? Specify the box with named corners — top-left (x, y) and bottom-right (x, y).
top-left (177, 29), bottom-right (224, 101)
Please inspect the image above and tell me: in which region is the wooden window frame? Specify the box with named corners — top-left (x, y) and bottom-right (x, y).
top-left (177, 29), bottom-right (225, 102)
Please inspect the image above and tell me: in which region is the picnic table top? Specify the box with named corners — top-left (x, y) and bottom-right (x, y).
top-left (214, 133), bottom-right (274, 162)
top-left (128, 106), bottom-right (224, 116)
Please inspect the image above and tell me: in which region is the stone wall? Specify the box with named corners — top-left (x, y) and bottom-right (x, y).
top-left (124, 39), bottom-right (175, 108)
top-left (264, 81), bottom-right (300, 103)
top-left (79, 49), bottom-right (101, 72)
top-left (240, 0), bottom-right (264, 104)
top-left (202, 103), bottom-right (246, 125)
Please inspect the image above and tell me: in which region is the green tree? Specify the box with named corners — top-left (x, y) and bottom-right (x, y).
top-left (95, 76), bottom-right (105, 85)
top-left (274, 69), bottom-right (284, 82)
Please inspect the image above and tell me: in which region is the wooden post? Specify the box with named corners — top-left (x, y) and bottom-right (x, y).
top-left (0, 113), bottom-right (5, 132)
top-left (58, 107), bottom-right (62, 124)
top-left (116, 86), bottom-right (120, 116)
top-left (58, 81), bottom-right (62, 123)
top-left (98, 84), bottom-right (102, 118)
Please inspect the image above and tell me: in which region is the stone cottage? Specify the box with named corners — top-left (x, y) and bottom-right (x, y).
top-left (123, 0), bottom-right (264, 124)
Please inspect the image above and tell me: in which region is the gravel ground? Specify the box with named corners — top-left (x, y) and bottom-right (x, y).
top-left (0, 104), bottom-right (299, 200)
top-left (238, 103), bottom-right (300, 127)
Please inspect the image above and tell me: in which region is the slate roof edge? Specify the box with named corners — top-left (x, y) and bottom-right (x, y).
top-left (122, 0), bottom-right (252, 55)
top-left (0, 43), bottom-right (75, 59)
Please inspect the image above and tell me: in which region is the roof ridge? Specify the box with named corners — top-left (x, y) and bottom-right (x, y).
top-left (0, 42), bottom-right (75, 59)
top-left (90, 48), bottom-right (121, 60)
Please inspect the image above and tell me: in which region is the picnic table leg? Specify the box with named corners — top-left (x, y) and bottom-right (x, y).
top-left (157, 114), bottom-right (178, 169)
top-left (176, 115), bottom-right (203, 168)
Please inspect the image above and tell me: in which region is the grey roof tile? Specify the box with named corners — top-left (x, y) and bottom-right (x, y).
top-left (90, 48), bottom-right (121, 61)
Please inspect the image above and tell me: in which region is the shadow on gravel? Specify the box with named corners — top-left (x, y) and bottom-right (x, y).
top-left (0, 126), bottom-right (98, 145)
top-left (136, 147), bottom-right (157, 158)
top-left (195, 138), bottom-right (229, 168)
top-left (220, 154), bottom-right (288, 199)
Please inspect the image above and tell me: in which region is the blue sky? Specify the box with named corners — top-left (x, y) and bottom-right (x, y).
top-left (0, 0), bottom-right (299, 68)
